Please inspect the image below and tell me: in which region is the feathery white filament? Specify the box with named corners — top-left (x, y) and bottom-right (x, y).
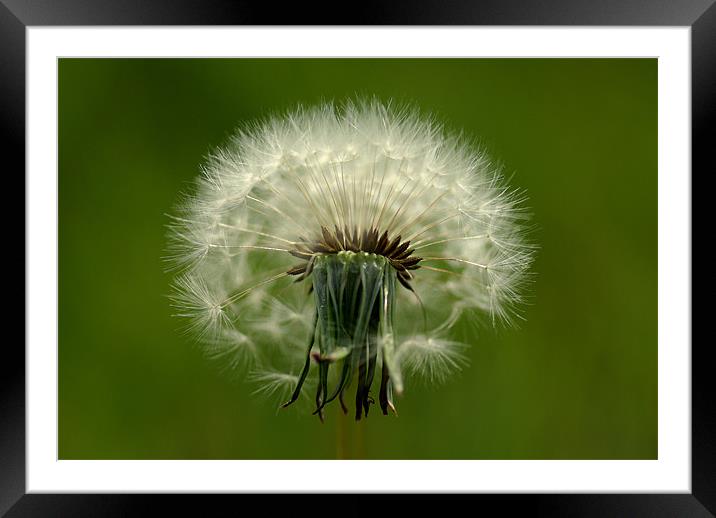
top-left (167, 99), bottom-right (533, 400)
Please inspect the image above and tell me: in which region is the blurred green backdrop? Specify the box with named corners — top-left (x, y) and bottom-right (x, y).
top-left (58, 58), bottom-right (656, 460)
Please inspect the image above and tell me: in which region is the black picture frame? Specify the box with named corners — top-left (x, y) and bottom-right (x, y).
top-left (4, 1), bottom-right (710, 515)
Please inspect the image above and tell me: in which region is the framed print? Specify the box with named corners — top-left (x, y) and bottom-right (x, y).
top-left (5, 0), bottom-right (711, 515)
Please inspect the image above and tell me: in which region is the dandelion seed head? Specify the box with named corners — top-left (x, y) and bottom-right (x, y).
top-left (167, 99), bottom-right (534, 419)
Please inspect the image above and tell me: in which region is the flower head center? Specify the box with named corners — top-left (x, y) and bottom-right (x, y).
top-left (287, 225), bottom-right (422, 291)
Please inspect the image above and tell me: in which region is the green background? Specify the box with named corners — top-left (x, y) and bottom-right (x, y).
top-left (59, 59), bottom-right (657, 459)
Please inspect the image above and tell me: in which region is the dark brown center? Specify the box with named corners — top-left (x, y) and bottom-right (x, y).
top-left (286, 225), bottom-right (422, 291)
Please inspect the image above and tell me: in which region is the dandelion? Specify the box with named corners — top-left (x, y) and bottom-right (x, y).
top-left (167, 99), bottom-right (534, 421)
